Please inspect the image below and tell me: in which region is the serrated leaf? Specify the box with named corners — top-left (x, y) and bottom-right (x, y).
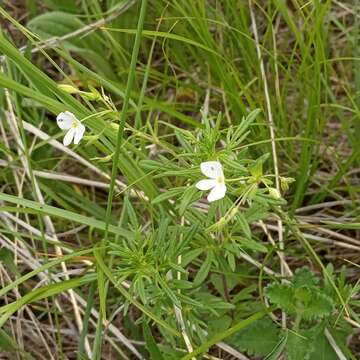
top-left (294, 286), bottom-right (312, 303)
top-left (301, 291), bottom-right (333, 320)
top-left (265, 332), bottom-right (288, 360)
top-left (228, 317), bottom-right (281, 357)
top-left (286, 330), bottom-right (314, 360)
top-left (265, 283), bottom-right (297, 314)
top-left (287, 323), bottom-right (344, 360)
top-left (266, 267), bottom-right (334, 320)
top-left (207, 315), bottom-right (232, 338)
top-left (293, 267), bottom-right (319, 288)
top-left (309, 332), bottom-right (338, 360)
top-left (309, 321), bottom-right (352, 360)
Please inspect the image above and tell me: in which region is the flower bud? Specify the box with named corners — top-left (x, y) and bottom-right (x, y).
top-left (269, 188), bottom-right (281, 199)
top-left (58, 84), bottom-right (80, 94)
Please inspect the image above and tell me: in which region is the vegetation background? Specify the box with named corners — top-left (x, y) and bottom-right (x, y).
top-left (0, 0), bottom-right (359, 359)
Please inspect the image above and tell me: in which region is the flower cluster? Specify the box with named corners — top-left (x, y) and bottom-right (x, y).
top-left (56, 110), bottom-right (283, 204)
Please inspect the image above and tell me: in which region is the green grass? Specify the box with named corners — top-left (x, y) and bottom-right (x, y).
top-left (0, 1), bottom-right (359, 359)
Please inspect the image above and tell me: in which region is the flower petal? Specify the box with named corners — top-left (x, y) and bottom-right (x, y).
top-left (63, 128), bottom-right (75, 146)
top-left (200, 161), bottom-right (223, 179)
top-left (57, 111), bottom-right (76, 130)
top-left (73, 123), bottom-right (85, 144)
top-left (195, 179), bottom-right (216, 191)
top-left (207, 184), bottom-right (227, 202)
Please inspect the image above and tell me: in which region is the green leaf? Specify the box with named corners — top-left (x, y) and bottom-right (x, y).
top-left (309, 331), bottom-right (338, 360)
top-left (27, 12), bottom-right (114, 79)
top-left (152, 187), bottom-right (185, 204)
top-left (0, 248), bottom-right (20, 277)
top-left (180, 307), bottom-right (274, 360)
top-left (156, 275), bottom-right (181, 308)
top-left (93, 249), bottom-right (180, 337)
top-left (249, 159), bottom-right (263, 178)
top-left (178, 186), bottom-right (199, 215)
top-left (265, 283), bottom-right (297, 314)
top-left (228, 317), bottom-right (281, 357)
top-left (309, 321), bottom-right (353, 360)
top-left (265, 333), bottom-right (288, 360)
top-left (207, 315), bottom-right (232, 338)
top-left (124, 196), bottom-right (139, 228)
top-left (293, 267), bottom-right (319, 288)
top-left (0, 248), bottom-right (94, 299)
top-left (301, 291), bottom-right (333, 320)
top-left (143, 323), bottom-right (164, 360)
top-left (244, 203), bottom-right (269, 223)
top-left (234, 212), bottom-right (251, 239)
top-left (181, 248), bottom-right (203, 268)
top-left (249, 153), bottom-right (269, 179)
top-left (0, 193), bottom-right (132, 238)
top-left (286, 330), bottom-right (314, 360)
top-left (77, 282), bottom-right (96, 360)
top-left (234, 236), bottom-right (268, 253)
top-left (0, 329), bottom-right (35, 359)
top-left (0, 274), bottom-right (96, 327)
top-left (227, 252), bottom-right (236, 272)
top-left (97, 264), bottom-right (107, 320)
top-left (287, 323), bottom-right (351, 360)
top-left (266, 267), bottom-right (334, 320)
top-left (193, 252), bottom-right (212, 286)
top-left (41, 0), bottom-right (80, 12)
top-left (0, 329), bottom-right (14, 351)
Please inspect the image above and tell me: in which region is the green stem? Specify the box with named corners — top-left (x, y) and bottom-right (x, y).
top-left (293, 311), bottom-right (302, 331)
top-left (96, 0), bottom-right (147, 342)
top-left (226, 176), bottom-right (249, 183)
top-left (103, 0), bottom-right (147, 241)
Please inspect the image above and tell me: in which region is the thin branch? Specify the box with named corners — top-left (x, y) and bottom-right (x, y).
top-left (248, 1), bottom-right (288, 328)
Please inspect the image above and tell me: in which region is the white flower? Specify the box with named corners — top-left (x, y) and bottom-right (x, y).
top-left (195, 161), bottom-right (227, 202)
top-left (56, 111), bottom-right (85, 146)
